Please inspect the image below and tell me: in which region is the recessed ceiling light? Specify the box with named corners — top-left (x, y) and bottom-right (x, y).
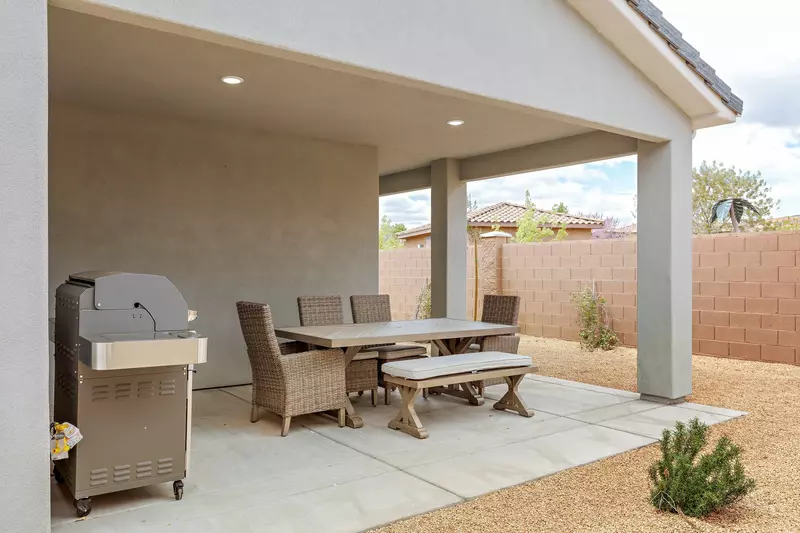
top-left (221, 76), bottom-right (244, 85)
top-left (447, 119), bottom-right (465, 127)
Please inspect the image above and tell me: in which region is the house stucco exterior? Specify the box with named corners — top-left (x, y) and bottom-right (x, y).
top-left (49, 103), bottom-right (379, 389)
top-left (1, 1), bottom-right (740, 529)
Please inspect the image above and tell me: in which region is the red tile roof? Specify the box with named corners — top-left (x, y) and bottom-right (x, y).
top-left (397, 202), bottom-right (604, 239)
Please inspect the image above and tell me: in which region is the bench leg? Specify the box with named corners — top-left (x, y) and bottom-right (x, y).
top-left (493, 375), bottom-right (534, 417)
top-left (388, 385), bottom-right (428, 439)
top-left (435, 382), bottom-right (484, 406)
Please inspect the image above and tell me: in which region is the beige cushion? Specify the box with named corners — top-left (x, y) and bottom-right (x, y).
top-left (382, 351), bottom-right (532, 380)
top-left (374, 344), bottom-right (428, 360)
top-left (467, 343), bottom-right (480, 352)
top-left (352, 350), bottom-right (379, 361)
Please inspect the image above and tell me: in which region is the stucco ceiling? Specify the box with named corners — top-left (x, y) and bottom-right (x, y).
top-left (48, 8), bottom-right (592, 175)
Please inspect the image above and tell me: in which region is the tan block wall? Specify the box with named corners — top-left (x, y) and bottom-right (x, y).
top-left (380, 231), bottom-right (800, 366)
top-left (379, 248), bottom-right (432, 320)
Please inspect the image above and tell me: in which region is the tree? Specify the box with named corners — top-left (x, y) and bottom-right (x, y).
top-left (692, 161), bottom-right (777, 234)
top-left (467, 194), bottom-right (479, 212)
top-left (378, 215), bottom-right (407, 250)
top-left (467, 194), bottom-right (482, 319)
top-left (516, 190), bottom-right (556, 243)
top-left (552, 202), bottom-right (568, 214)
top-left (553, 223), bottom-right (568, 241)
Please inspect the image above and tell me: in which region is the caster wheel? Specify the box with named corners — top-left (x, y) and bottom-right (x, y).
top-left (74, 498), bottom-right (91, 518)
top-left (53, 468), bottom-right (65, 484)
top-left (173, 480), bottom-right (184, 501)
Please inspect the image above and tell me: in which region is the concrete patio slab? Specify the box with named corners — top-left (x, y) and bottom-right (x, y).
top-left (484, 379), bottom-right (635, 416)
top-left (568, 399), bottom-right (663, 424)
top-left (676, 401), bottom-right (747, 418)
top-left (51, 378), bottom-right (742, 533)
top-left (405, 424), bottom-right (654, 498)
top-left (599, 404), bottom-right (738, 439)
top-left (524, 375), bottom-right (641, 399)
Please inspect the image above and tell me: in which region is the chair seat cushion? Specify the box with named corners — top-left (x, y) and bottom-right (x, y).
top-left (382, 351), bottom-right (532, 380)
top-left (373, 344), bottom-right (428, 360)
top-left (352, 350), bottom-right (379, 361)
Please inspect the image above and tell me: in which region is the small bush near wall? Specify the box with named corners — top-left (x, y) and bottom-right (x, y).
top-left (649, 418), bottom-right (755, 518)
top-left (414, 279), bottom-right (432, 320)
top-left (570, 286), bottom-right (618, 350)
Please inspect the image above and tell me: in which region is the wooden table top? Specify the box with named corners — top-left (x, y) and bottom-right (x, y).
top-left (274, 318), bottom-right (518, 349)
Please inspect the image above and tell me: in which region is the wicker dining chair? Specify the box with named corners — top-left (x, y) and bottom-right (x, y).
top-left (350, 294), bottom-right (428, 405)
top-left (297, 295), bottom-right (379, 406)
top-left (236, 301), bottom-right (346, 437)
top-left (468, 294), bottom-right (522, 388)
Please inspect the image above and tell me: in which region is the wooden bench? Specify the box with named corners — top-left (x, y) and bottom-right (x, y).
top-left (382, 352), bottom-right (538, 439)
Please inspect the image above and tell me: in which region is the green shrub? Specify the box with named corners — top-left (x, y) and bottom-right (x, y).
top-left (649, 418), bottom-right (755, 518)
top-left (414, 279), bottom-right (432, 320)
top-left (570, 286), bottom-right (618, 350)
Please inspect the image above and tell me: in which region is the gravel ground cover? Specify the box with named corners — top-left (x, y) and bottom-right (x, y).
top-left (374, 336), bottom-right (800, 533)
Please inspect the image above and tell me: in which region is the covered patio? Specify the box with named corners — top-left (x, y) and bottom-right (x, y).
top-left (50, 375), bottom-right (744, 532)
top-left (2, 1), bottom-right (742, 531)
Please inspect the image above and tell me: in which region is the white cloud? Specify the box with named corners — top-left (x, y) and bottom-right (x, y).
top-left (379, 190), bottom-right (430, 228)
top-left (693, 123), bottom-right (800, 216)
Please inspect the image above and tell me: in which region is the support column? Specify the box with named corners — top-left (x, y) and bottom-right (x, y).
top-left (637, 137), bottom-right (693, 402)
top-left (0, 1), bottom-right (50, 531)
top-left (430, 158), bottom-right (467, 318)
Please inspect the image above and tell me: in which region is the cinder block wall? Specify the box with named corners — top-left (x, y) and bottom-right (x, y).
top-left (379, 248), bottom-right (432, 319)
top-left (379, 232), bottom-right (800, 365)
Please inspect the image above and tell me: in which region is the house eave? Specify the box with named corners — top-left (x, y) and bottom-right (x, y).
top-left (567, 0), bottom-right (740, 130)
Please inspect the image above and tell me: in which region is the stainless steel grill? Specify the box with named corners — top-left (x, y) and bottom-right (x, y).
top-left (52, 271), bottom-right (207, 517)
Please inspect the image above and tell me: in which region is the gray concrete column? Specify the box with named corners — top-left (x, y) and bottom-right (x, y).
top-left (0, 1), bottom-right (50, 531)
top-left (637, 137), bottom-right (693, 402)
top-left (430, 158), bottom-right (467, 318)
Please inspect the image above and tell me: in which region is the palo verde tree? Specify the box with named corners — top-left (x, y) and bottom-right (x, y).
top-left (692, 161), bottom-right (777, 234)
top-left (378, 215), bottom-right (407, 250)
top-left (516, 191), bottom-right (568, 243)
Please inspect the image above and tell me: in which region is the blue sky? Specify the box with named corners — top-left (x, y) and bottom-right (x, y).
top-left (381, 0), bottom-right (800, 230)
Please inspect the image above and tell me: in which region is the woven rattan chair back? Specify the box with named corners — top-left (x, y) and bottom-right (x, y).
top-left (481, 294), bottom-right (521, 326)
top-left (236, 301), bottom-right (285, 380)
top-left (350, 294), bottom-right (392, 323)
top-left (297, 295), bottom-right (344, 326)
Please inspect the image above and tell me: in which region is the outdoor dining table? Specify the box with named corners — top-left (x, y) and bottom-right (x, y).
top-left (273, 318), bottom-right (519, 428)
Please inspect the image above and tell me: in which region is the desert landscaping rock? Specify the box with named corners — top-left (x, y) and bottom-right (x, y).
top-left (373, 336), bottom-right (799, 532)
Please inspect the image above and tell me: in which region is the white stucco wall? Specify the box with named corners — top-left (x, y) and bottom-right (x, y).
top-left (56, 0), bottom-right (690, 141)
top-left (49, 103), bottom-right (379, 389)
top-left (0, 1), bottom-right (50, 531)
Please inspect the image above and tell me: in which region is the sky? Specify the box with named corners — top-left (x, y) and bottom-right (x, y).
top-left (379, 0), bottom-right (800, 229)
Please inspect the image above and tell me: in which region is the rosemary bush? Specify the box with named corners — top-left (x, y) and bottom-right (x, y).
top-left (649, 418), bottom-right (755, 518)
top-left (570, 286), bottom-right (618, 350)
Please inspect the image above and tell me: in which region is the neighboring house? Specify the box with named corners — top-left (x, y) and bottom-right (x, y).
top-left (595, 221), bottom-right (637, 238)
top-left (398, 202), bottom-right (604, 247)
top-left (4, 0), bottom-right (742, 528)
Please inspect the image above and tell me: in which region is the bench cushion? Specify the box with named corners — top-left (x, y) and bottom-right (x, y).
top-left (382, 351), bottom-right (532, 381)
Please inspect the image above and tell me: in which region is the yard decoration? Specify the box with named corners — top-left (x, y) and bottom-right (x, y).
top-left (710, 198), bottom-right (760, 233)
